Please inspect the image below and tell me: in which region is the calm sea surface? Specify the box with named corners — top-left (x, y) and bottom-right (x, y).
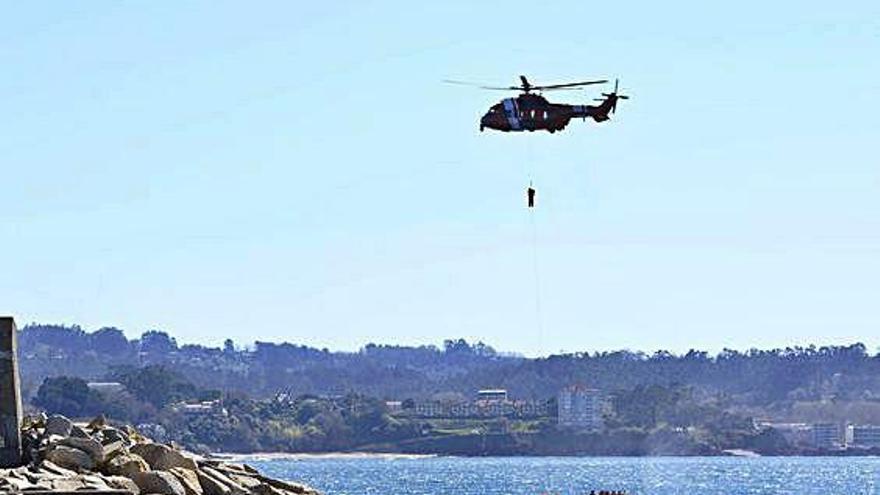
top-left (250, 456), bottom-right (880, 495)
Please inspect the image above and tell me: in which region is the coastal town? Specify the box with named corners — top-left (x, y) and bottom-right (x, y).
top-left (5, 320), bottom-right (880, 457)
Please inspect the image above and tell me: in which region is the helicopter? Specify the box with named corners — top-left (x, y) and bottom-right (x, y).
top-left (445, 76), bottom-right (629, 133)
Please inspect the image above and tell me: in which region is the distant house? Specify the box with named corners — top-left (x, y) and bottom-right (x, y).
top-left (414, 401), bottom-right (446, 417)
top-left (557, 384), bottom-right (603, 431)
top-left (476, 389), bottom-right (508, 402)
top-left (399, 389), bottom-right (549, 419)
top-left (385, 401), bottom-right (403, 413)
top-left (170, 400), bottom-right (227, 417)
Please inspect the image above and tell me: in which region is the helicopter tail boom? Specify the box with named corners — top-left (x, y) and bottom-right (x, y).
top-left (572, 79), bottom-right (628, 124)
top-left (570, 98), bottom-right (613, 123)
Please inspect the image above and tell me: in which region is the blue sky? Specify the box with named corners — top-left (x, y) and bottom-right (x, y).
top-left (1, 1), bottom-right (878, 355)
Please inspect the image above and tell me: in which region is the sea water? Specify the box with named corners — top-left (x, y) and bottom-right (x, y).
top-left (251, 456), bottom-right (880, 495)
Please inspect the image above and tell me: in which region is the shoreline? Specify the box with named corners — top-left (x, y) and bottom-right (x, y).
top-left (212, 452), bottom-right (439, 462)
top-left (210, 450), bottom-right (880, 460)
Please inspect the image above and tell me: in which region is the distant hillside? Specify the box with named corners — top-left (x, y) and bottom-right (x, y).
top-left (17, 324), bottom-right (514, 401)
top-left (17, 324), bottom-right (880, 413)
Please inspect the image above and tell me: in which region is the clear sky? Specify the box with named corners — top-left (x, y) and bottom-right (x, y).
top-left (1, 1), bottom-right (878, 356)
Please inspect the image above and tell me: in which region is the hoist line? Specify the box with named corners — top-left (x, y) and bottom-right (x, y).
top-left (524, 136), bottom-right (544, 357)
top-left (529, 204), bottom-right (544, 357)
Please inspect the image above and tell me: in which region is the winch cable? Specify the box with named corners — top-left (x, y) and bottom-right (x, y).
top-left (524, 137), bottom-right (545, 357)
top-left (529, 199), bottom-right (545, 357)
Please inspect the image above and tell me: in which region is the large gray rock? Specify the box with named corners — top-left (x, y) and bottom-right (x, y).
top-left (132, 442), bottom-right (198, 471)
top-left (229, 472), bottom-right (262, 490)
top-left (45, 414), bottom-right (73, 437)
top-left (77, 473), bottom-right (112, 490)
top-left (133, 470), bottom-right (187, 495)
top-left (87, 414), bottom-right (108, 431)
top-left (103, 452), bottom-right (150, 478)
top-left (253, 474), bottom-right (318, 495)
top-left (50, 477), bottom-right (90, 491)
top-left (45, 445), bottom-right (95, 471)
top-left (101, 426), bottom-right (131, 445)
top-left (70, 424), bottom-right (91, 438)
top-left (196, 469), bottom-right (232, 495)
top-left (40, 459), bottom-right (79, 477)
top-left (253, 484), bottom-right (288, 495)
top-left (168, 466), bottom-right (204, 495)
top-left (102, 439), bottom-right (126, 460)
top-left (46, 433), bottom-right (66, 444)
top-left (200, 466), bottom-right (250, 494)
top-left (59, 436), bottom-right (105, 463)
top-left (104, 475), bottom-right (142, 494)
top-left (15, 413), bottom-right (322, 495)
top-left (253, 484), bottom-right (286, 495)
top-left (2, 473), bottom-right (44, 491)
top-left (206, 462), bottom-right (317, 494)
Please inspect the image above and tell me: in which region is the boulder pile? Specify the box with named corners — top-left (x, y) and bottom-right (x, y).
top-left (0, 414), bottom-right (320, 495)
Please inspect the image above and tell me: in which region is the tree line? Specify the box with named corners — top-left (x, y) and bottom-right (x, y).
top-left (17, 323), bottom-right (880, 411)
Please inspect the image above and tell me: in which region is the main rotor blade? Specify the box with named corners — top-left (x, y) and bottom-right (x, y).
top-left (540, 87), bottom-right (586, 92)
top-left (442, 79), bottom-right (487, 87)
top-left (442, 80), bottom-right (519, 91)
top-left (531, 79), bottom-right (608, 90)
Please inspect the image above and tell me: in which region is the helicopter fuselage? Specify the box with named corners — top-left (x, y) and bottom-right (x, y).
top-left (480, 93), bottom-right (614, 133)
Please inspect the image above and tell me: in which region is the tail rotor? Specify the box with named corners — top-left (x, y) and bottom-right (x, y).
top-left (594, 78), bottom-right (630, 114)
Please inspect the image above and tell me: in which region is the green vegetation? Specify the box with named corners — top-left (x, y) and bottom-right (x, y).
top-left (33, 368), bottom-right (781, 455)
top-left (33, 376), bottom-right (155, 422)
top-left (20, 324), bottom-right (880, 455)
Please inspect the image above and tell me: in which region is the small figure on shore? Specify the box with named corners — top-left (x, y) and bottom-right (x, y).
top-left (527, 184), bottom-right (536, 208)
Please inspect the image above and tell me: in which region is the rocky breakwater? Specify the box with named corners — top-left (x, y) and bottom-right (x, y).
top-left (0, 414), bottom-right (320, 495)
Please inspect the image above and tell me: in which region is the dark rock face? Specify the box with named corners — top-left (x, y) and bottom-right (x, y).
top-left (0, 413), bottom-right (322, 495)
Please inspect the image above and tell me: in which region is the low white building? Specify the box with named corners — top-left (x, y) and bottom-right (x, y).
top-left (477, 389), bottom-right (508, 402)
top-left (403, 393), bottom-right (550, 419)
top-left (171, 400), bottom-right (227, 417)
top-left (385, 401), bottom-right (403, 413)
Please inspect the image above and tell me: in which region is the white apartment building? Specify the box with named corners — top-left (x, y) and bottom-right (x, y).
top-left (557, 384), bottom-right (603, 431)
top-left (810, 423), bottom-right (842, 449)
top-left (847, 425), bottom-right (880, 448)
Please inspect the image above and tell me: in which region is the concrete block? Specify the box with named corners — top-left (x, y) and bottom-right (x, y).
top-left (0, 316), bottom-right (23, 467)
